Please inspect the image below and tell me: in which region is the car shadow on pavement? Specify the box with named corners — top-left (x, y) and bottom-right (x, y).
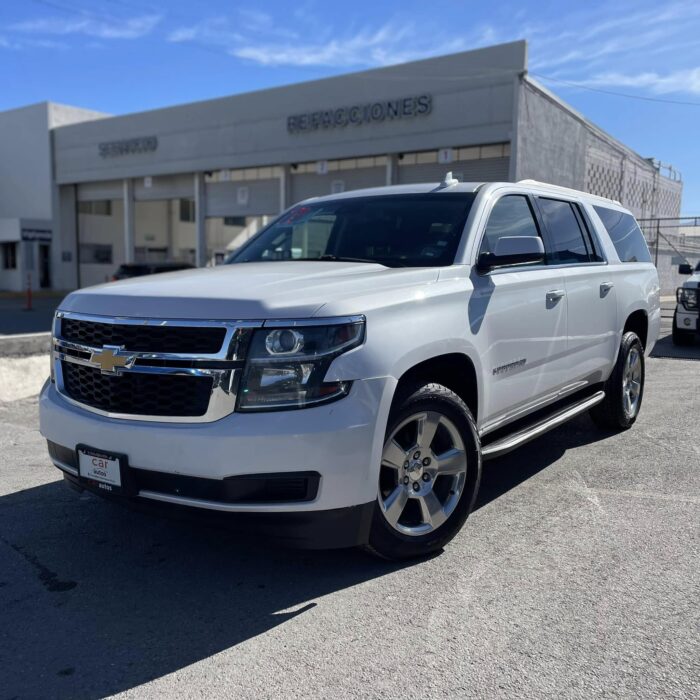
top-left (0, 480), bottom-right (410, 699)
top-left (474, 413), bottom-right (611, 510)
top-left (649, 333), bottom-right (700, 361)
top-left (1, 414), bottom-right (611, 699)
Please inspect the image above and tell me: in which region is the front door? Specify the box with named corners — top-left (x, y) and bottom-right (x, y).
top-left (470, 193), bottom-right (569, 431)
top-left (39, 243), bottom-right (51, 289)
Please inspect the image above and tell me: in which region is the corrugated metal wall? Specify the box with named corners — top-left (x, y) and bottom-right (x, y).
top-left (290, 167), bottom-right (385, 203)
top-left (398, 157), bottom-right (509, 184)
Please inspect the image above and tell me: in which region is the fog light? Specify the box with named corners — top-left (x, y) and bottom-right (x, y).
top-left (684, 317), bottom-right (691, 327)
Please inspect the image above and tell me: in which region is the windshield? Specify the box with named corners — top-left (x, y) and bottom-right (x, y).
top-left (227, 193), bottom-right (476, 268)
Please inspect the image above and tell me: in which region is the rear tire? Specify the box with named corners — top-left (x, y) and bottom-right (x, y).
top-left (590, 331), bottom-right (645, 431)
top-left (672, 312), bottom-right (695, 346)
top-left (365, 383), bottom-right (481, 561)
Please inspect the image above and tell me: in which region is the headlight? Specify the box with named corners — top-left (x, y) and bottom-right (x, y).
top-left (237, 317), bottom-right (365, 411)
top-left (677, 287), bottom-right (698, 310)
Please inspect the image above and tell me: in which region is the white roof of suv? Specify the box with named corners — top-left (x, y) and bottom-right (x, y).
top-left (303, 175), bottom-right (624, 209)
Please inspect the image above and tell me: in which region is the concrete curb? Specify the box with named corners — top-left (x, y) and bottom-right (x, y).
top-left (0, 332), bottom-right (51, 357)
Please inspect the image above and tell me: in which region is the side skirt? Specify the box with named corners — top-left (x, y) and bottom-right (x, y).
top-left (481, 390), bottom-right (605, 461)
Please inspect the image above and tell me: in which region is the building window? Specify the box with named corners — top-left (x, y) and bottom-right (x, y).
top-left (2, 242), bottom-right (17, 269)
top-left (79, 243), bottom-right (113, 264)
top-left (179, 199), bottom-right (196, 222)
top-left (224, 216), bottom-right (247, 227)
top-left (78, 200), bottom-right (112, 216)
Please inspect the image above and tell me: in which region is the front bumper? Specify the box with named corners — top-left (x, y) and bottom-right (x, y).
top-left (675, 306), bottom-right (699, 334)
top-left (60, 470), bottom-right (375, 549)
top-left (40, 376), bottom-right (395, 544)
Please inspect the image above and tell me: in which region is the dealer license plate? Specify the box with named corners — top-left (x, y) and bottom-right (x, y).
top-left (77, 447), bottom-right (123, 492)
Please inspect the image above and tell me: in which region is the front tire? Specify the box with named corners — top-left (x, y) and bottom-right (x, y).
top-left (590, 331), bottom-right (645, 431)
top-left (365, 383), bottom-right (481, 560)
top-left (672, 312), bottom-right (695, 346)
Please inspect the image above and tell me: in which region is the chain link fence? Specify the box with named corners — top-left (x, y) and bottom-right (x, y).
top-left (638, 217), bottom-right (700, 296)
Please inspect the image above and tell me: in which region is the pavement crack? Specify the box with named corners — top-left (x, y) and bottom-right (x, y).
top-left (0, 535), bottom-right (77, 592)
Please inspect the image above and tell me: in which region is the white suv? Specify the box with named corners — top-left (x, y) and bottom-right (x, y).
top-left (673, 262), bottom-right (699, 346)
top-left (40, 177), bottom-right (660, 559)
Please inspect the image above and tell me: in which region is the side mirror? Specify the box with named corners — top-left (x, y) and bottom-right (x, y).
top-left (477, 236), bottom-right (545, 272)
top-left (679, 263), bottom-right (693, 275)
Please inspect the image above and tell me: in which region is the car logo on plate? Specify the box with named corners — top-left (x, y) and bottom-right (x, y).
top-left (90, 346), bottom-right (136, 374)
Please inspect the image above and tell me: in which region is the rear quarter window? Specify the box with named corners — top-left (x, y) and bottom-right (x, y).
top-left (593, 206), bottom-right (652, 263)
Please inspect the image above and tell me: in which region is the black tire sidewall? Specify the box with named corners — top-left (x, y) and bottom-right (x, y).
top-left (367, 384), bottom-right (481, 560)
top-left (610, 332), bottom-right (646, 428)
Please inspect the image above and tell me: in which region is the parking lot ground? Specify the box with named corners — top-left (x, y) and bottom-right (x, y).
top-left (0, 354), bottom-right (698, 699)
top-left (0, 293), bottom-right (63, 336)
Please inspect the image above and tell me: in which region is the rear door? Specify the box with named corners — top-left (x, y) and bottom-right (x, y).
top-left (471, 193), bottom-right (569, 431)
top-left (534, 196), bottom-right (618, 384)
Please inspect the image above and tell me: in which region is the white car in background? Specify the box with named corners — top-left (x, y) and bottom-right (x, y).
top-left (40, 177), bottom-right (660, 560)
top-left (673, 262), bottom-right (700, 346)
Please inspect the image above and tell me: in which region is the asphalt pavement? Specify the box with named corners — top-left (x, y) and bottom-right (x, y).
top-left (0, 294), bottom-right (62, 336)
top-left (0, 352), bottom-right (698, 699)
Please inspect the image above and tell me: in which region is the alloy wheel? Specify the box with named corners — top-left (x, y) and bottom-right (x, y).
top-left (379, 411), bottom-right (468, 536)
top-left (622, 346), bottom-right (642, 418)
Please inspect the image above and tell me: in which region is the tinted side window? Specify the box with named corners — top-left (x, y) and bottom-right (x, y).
top-left (573, 204), bottom-right (605, 262)
top-left (593, 206), bottom-right (652, 263)
top-left (538, 198), bottom-right (591, 264)
top-left (479, 195), bottom-right (541, 256)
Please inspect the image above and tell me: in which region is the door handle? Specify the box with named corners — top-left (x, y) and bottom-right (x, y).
top-left (546, 289), bottom-right (566, 302)
top-left (600, 282), bottom-right (614, 295)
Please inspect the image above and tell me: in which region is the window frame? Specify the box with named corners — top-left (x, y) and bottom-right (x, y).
top-left (223, 216), bottom-right (247, 227)
top-left (2, 241), bottom-right (18, 270)
top-left (571, 202), bottom-right (605, 262)
top-left (77, 200), bottom-right (112, 216)
top-left (533, 196), bottom-right (609, 268)
top-left (474, 192), bottom-right (546, 273)
top-left (79, 242), bottom-right (113, 265)
top-left (179, 198), bottom-right (196, 223)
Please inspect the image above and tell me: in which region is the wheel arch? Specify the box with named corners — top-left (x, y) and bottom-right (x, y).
top-left (390, 352), bottom-right (480, 423)
top-left (623, 308), bottom-right (649, 349)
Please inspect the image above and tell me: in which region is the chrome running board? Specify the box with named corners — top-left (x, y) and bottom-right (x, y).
top-left (481, 390), bottom-right (605, 461)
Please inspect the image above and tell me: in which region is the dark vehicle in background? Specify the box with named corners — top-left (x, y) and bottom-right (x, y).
top-left (111, 262), bottom-right (195, 281)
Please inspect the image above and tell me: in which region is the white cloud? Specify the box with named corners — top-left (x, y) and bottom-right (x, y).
top-left (11, 14), bottom-right (162, 40)
top-left (168, 17), bottom-right (242, 45)
top-left (164, 0), bottom-right (700, 100)
top-left (231, 23), bottom-right (416, 67)
top-left (580, 68), bottom-right (700, 96)
top-left (169, 16), bottom-right (500, 69)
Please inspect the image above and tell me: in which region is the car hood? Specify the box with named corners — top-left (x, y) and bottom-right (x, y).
top-left (59, 261), bottom-right (441, 320)
top-left (681, 272), bottom-right (700, 287)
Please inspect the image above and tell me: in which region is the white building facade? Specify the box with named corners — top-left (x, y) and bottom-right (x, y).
top-left (0, 40), bottom-right (683, 292)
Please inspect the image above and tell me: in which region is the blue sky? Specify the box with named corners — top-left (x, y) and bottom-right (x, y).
top-left (2, 0), bottom-right (700, 213)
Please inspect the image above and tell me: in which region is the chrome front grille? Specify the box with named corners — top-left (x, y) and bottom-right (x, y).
top-left (52, 312), bottom-right (261, 423)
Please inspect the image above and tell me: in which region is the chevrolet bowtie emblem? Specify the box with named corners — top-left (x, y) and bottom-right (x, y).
top-left (90, 346), bottom-right (136, 374)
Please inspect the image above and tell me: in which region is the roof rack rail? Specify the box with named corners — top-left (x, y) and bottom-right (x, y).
top-left (517, 179), bottom-right (621, 205)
